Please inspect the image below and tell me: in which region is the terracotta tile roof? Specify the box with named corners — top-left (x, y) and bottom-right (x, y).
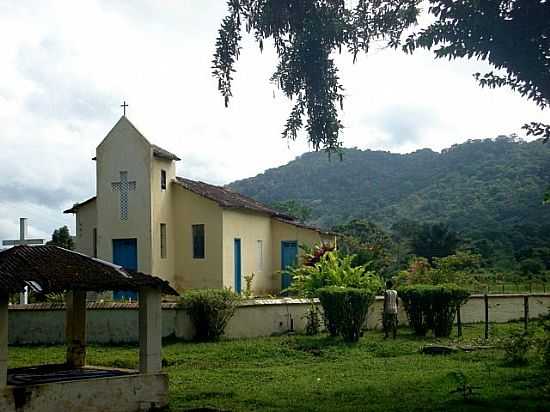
top-left (175, 177), bottom-right (295, 219)
top-left (63, 196), bottom-right (97, 214)
top-left (0, 245), bottom-right (178, 295)
top-left (274, 217), bottom-right (339, 236)
top-left (152, 144), bottom-right (181, 161)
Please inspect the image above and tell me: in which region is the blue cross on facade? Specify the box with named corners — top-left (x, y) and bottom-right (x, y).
top-left (111, 171), bottom-right (136, 221)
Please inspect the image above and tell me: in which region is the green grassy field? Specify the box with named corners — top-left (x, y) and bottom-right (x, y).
top-left (9, 322), bottom-right (549, 412)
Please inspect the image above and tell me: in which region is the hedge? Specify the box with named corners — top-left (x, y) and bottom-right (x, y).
top-left (398, 284), bottom-right (470, 337)
top-left (318, 287), bottom-right (375, 342)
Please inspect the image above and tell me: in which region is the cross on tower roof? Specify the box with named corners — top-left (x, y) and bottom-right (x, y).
top-left (121, 100), bottom-right (128, 116)
top-left (2, 218), bottom-right (44, 247)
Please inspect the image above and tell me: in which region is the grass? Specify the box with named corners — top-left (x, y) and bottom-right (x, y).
top-left (8, 322), bottom-right (550, 412)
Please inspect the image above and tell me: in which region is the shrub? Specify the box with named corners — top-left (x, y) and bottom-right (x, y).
top-left (399, 284), bottom-right (470, 337)
top-left (318, 287), bottom-right (375, 342)
top-left (501, 330), bottom-right (532, 365)
top-left (180, 289), bottom-right (239, 342)
top-left (542, 322), bottom-right (550, 368)
top-left (304, 305), bottom-right (321, 336)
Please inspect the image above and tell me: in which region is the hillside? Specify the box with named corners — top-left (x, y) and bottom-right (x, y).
top-left (228, 136), bottom-right (550, 256)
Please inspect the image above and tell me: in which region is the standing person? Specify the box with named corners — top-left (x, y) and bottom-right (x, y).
top-left (383, 280), bottom-right (398, 339)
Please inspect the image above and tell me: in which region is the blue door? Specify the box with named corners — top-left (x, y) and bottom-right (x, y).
top-left (113, 239), bottom-right (138, 301)
top-left (281, 241), bottom-right (298, 290)
top-left (234, 239), bottom-right (242, 294)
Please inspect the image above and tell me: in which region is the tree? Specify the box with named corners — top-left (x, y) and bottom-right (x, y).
top-left (46, 226), bottom-right (74, 250)
top-left (332, 219), bottom-right (396, 277)
top-left (411, 222), bottom-right (460, 263)
top-left (405, 0), bottom-right (550, 141)
top-left (212, 0), bottom-right (419, 153)
top-left (272, 199), bottom-right (312, 222)
top-left (213, 1), bottom-right (549, 149)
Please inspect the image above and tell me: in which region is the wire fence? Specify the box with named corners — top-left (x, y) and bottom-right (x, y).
top-left (468, 282), bottom-right (550, 294)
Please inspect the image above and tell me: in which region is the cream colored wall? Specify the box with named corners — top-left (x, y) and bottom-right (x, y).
top-left (222, 210), bottom-right (273, 293)
top-left (150, 157), bottom-right (177, 285)
top-left (271, 220), bottom-right (336, 291)
top-left (95, 117), bottom-right (153, 274)
top-left (74, 200), bottom-right (97, 257)
top-left (172, 185), bottom-right (223, 291)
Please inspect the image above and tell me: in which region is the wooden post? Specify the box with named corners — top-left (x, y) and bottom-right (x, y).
top-left (484, 293), bottom-right (489, 340)
top-left (524, 295), bottom-right (529, 331)
top-left (139, 288), bottom-right (162, 374)
top-left (0, 292), bottom-right (8, 388)
top-left (65, 290), bottom-right (87, 368)
top-left (456, 304), bottom-right (462, 338)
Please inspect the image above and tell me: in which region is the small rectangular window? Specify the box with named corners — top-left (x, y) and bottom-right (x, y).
top-left (192, 224), bottom-right (205, 259)
top-left (256, 240), bottom-right (263, 272)
top-left (160, 223), bottom-right (167, 259)
top-left (93, 228), bottom-right (98, 258)
top-left (161, 170), bottom-right (167, 191)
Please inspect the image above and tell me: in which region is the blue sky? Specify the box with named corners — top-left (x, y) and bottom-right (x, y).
top-left (0, 0), bottom-right (547, 242)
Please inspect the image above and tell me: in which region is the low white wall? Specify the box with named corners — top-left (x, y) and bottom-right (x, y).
top-left (7, 294), bottom-right (550, 345)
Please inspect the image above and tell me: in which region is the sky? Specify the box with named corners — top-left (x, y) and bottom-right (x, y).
top-left (0, 0), bottom-right (548, 243)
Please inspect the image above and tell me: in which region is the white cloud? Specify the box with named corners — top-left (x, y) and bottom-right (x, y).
top-left (0, 0), bottom-right (547, 241)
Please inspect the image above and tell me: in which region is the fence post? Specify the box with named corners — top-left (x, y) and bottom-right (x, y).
top-left (524, 295), bottom-right (529, 331)
top-left (484, 293), bottom-right (489, 340)
top-left (456, 304), bottom-right (462, 338)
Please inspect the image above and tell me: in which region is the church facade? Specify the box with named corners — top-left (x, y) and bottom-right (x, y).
top-left (65, 117), bottom-right (335, 294)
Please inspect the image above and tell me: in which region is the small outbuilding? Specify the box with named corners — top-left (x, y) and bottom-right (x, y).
top-left (0, 245), bottom-right (178, 412)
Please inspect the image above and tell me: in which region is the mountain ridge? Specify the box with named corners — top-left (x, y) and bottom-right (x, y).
top-left (228, 136), bottom-right (550, 257)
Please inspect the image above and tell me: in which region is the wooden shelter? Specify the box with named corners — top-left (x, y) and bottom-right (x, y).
top-left (0, 245), bottom-right (178, 412)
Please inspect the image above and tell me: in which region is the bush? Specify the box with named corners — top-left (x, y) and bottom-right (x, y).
top-left (399, 284), bottom-right (470, 337)
top-left (501, 330), bottom-right (532, 365)
top-left (318, 287), bottom-right (375, 342)
top-left (180, 289), bottom-right (239, 342)
top-left (542, 322), bottom-right (550, 368)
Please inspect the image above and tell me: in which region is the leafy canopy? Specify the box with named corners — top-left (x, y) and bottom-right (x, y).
top-left (405, 0), bottom-right (550, 141)
top-left (214, 1), bottom-right (550, 149)
top-left (212, 0), bottom-right (419, 153)
top-left (46, 225), bottom-right (74, 250)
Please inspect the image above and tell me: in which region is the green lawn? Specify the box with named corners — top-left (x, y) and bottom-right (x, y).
top-left (9, 323), bottom-right (549, 412)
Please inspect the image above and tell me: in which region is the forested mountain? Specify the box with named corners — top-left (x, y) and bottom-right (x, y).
top-left (229, 137), bottom-right (550, 267)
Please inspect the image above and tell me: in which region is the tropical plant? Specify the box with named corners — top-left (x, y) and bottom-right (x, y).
top-left (318, 287), bottom-right (375, 342)
top-left (287, 251), bottom-right (382, 298)
top-left (180, 289), bottom-right (239, 342)
top-left (301, 243), bottom-right (336, 267)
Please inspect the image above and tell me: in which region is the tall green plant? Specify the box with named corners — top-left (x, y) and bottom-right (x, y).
top-left (318, 287), bottom-right (375, 342)
top-left (287, 251), bottom-right (382, 297)
top-left (180, 289), bottom-right (239, 342)
top-left (399, 284), bottom-right (470, 337)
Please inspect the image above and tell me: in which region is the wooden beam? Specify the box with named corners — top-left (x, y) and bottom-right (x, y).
top-left (0, 292), bottom-right (8, 388)
top-left (139, 288), bottom-right (162, 374)
top-left (65, 291), bottom-right (87, 368)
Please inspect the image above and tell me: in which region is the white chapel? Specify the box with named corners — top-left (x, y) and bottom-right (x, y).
top-left (65, 116), bottom-right (335, 295)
